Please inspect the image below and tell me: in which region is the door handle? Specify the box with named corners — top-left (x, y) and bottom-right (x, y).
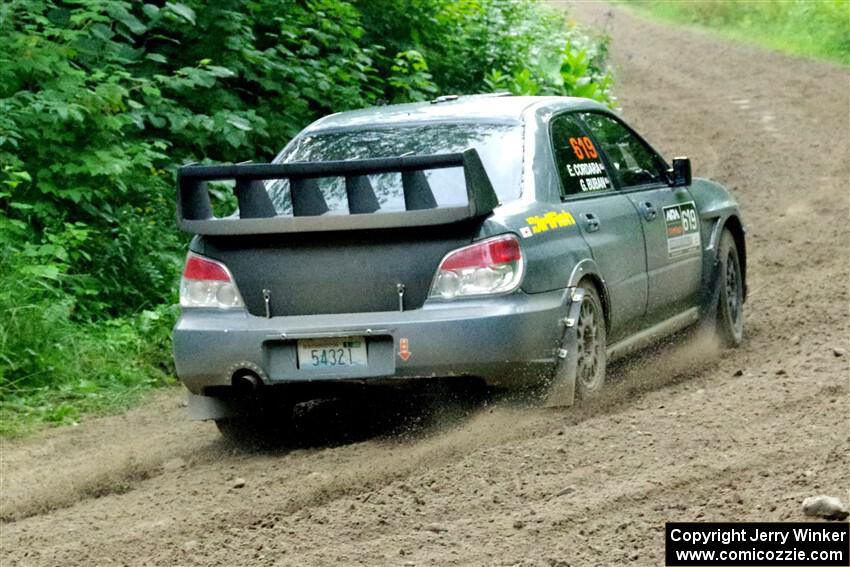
top-left (581, 212), bottom-right (600, 233)
top-left (640, 201), bottom-right (658, 221)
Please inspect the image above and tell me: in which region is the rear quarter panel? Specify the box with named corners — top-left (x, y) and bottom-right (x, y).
top-left (482, 200), bottom-right (593, 295)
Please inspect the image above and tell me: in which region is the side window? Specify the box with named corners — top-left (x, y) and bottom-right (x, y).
top-left (550, 114), bottom-right (614, 197)
top-left (580, 113), bottom-right (666, 187)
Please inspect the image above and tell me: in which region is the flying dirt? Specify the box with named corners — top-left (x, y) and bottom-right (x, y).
top-left (1, 2), bottom-right (848, 565)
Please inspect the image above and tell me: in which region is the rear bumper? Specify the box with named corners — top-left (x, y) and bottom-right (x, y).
top-left (173, 288), bottom-right (570, 394)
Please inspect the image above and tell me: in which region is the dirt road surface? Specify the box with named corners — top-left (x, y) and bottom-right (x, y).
top-left (2, 3), bottom-right (848, 565)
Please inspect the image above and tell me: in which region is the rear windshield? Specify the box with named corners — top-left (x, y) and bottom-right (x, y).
top-left (266, 123), bottom-right (522, 215)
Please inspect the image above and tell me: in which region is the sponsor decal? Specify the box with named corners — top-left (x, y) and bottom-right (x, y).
top-left (523, 210), bottom-right (577, 236)
top-left (664, 201), bottom-right (701, 257)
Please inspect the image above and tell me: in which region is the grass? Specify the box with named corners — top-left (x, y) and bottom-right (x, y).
top-left (622, 0), bottom-right (850, 66)
top-left (0, 380), bottom-right (172, 437)
top-left (0, 299), bottom-right (178, 437)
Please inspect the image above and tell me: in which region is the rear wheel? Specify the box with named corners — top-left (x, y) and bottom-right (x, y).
top-left (574, 284), bottom-right (607, 399)
top-left (215, 403), bottom-right (293, 448)
top-left (715, 229), bottom-right (744, 347)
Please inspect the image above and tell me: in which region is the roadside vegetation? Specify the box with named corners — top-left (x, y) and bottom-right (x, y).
top-left (625, 0), bottom-right (850, 66)
top-left (0, 0), bottom-right (614, 435)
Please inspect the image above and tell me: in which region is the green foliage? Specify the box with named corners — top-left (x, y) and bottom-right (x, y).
top-left (0, 248), bottom-right (177, 435)
top-left (626, 0), bottom-right (850, 65)
top-left (359, 0), bottom-right (614, 99)
top-left (388, 50), bottom-right (439, 103)
top-left (0, 0), bottom-right (613, 434)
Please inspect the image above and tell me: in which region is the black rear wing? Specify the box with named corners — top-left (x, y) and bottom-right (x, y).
top-left (176, 149), bottom-right (499, 235)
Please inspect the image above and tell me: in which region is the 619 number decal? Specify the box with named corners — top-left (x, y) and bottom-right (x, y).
top-left (569, 136), bottom-right (598, 160)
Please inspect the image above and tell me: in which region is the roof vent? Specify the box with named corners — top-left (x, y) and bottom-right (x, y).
top-left (430, 95), bottom-right (459, 104)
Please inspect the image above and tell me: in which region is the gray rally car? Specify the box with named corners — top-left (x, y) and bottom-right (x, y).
top-left (173, 94), bottom-right (746, 443)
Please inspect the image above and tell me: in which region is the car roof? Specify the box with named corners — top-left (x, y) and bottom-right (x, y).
top-left (301, 95), bottom-right (609, 134)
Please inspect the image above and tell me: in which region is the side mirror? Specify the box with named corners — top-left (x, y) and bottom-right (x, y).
top-left (669, 157), bottom-right (691, 187)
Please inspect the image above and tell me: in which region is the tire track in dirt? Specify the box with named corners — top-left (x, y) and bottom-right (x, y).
top-left (0, 392), bottom-right (221, 522)
top-left (0, 329), bottom-right (717, 524)
top-left (2, 2), bottom-right (848, 565)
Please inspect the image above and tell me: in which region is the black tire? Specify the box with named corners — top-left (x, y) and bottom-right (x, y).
top-left (574, 283), bottom-right (608, 399)
top-left (715, 229), bottom-right (744, 348)
top-left (215, 403), bottom-right (293, 448)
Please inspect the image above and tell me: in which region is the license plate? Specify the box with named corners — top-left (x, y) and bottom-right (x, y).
top-left (296, 337), bottom-right (367, 369)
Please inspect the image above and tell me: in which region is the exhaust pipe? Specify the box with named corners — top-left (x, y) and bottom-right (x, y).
top-left (232, 370), bottom-right (261, 394)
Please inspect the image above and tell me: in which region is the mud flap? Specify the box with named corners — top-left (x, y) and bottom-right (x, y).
top-left (543, 288), bottom-right (584, 408)
top-left (187, 392), bottom-right (239, 421)
top-left (699, 257), bottom-right (723, 329)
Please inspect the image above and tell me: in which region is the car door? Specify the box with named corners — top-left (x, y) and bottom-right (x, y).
top-left (579, 112), bottom-right (702, 322)
top-left (549, 113), bottom-right (648, 343)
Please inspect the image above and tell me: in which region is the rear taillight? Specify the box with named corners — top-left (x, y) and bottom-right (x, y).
top-left (179, 253), bottom-right (244, 309)
top-left (429, 235), bottom-right (524, 299)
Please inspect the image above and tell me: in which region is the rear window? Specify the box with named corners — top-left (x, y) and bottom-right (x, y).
top-left (266, 123), bottom-right (522, 215)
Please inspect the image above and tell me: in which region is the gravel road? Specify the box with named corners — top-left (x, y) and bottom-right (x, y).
top-left (2, 3), bottom-right (848, 565)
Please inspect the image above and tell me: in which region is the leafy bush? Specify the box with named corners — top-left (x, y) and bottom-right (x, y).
top-left (0, 0), bottom-right (613, 432)
top-left (360, 0), bottom-right (613, 100)
top-left (0, 249), bottom-right (177, 435)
